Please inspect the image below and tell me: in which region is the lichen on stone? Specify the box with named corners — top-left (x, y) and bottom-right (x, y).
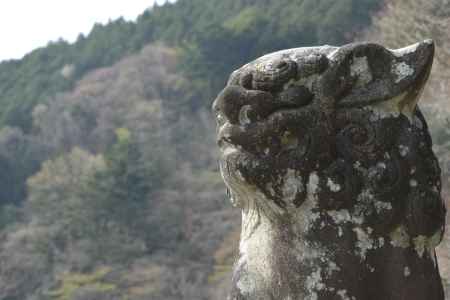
top-left (214, 40), bottom-right (444, 299)
top-left (390, 226), bottom-right (411, 248)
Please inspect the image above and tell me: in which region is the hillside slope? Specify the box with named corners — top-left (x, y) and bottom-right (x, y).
top-left (0, 1), bottom-right (386, 299)
top-left (0, 0), bottom-right (382, 131)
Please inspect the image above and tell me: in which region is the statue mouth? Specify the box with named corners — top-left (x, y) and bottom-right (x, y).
top-left (216, 103), bottom-right (314, 159)
top-left (214, 77), bottom-right (316, 158)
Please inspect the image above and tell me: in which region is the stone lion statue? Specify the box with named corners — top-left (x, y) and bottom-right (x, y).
top-left (213, 40), bottom-right (446, 300)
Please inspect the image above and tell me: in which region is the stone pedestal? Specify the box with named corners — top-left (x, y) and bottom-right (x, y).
top-left (213, 40), bottom-right (446, 300)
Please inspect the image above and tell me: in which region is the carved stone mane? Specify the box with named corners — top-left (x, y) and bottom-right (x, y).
top-left (213, 41), bottom-right (446, 300)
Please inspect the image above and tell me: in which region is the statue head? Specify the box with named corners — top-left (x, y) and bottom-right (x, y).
top-left (213, 40), bottom-right (443, 238)
top-left (213, 40), bottom-right (447, 300)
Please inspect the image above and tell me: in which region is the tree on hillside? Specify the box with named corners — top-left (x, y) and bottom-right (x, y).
top-left (0, 0), bottom-right (383, 132)
top-left (0, 126), bottom-right (49, 208)
top-left (26, 147), bottom-right (106, 240)
top-left (179, 0), bottom-right (383, 107)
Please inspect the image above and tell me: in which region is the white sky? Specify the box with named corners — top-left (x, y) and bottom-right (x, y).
top-left (0, 0), bottom-right (174, 62)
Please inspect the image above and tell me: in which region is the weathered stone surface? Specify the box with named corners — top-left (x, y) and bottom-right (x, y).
top-left (212, 40), bottom-right (446, 300)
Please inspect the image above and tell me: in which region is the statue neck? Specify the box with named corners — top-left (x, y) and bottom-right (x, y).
top-left (232, 194), bottom-right (443, 300)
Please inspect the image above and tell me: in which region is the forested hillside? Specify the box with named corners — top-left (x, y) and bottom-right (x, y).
top-left (0, 0), bottom-right (380, 132)
top-left (6, 0), bottom-right (450, 299)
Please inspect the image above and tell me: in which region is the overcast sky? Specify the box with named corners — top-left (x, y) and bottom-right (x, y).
top-left (0, 0), bottom-right (174, 62)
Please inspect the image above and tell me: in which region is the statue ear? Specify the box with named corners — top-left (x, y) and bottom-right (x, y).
top-left (331, 41), bottom-right (434, 116)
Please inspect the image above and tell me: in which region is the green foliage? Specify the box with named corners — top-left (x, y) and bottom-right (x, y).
top-left (0, 126), bottom-right (49, 206)
top-left (87, 128), bottom-right (155, 227)
top-left (73, 128), bottom-right (175, 261)
top-left (0, 0), bottom-right (382, 132)
top-left (26, 147), bottom-right (106, 237)
top-left (48, 267), bottom-right (117, 300)
top-left (177, 0), bottom-right (383, 106)
top-left (223, 7), bottom-right (268, 34)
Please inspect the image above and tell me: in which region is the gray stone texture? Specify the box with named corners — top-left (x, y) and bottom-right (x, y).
top-left (213, 40), bottom-right (446, 300)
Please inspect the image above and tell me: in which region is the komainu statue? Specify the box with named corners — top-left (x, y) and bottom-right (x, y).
top-left (212, 40), bottom-right (446, 300)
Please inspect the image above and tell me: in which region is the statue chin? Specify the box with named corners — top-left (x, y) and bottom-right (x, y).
top-left (213, 40), bottom-right (446, 300)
